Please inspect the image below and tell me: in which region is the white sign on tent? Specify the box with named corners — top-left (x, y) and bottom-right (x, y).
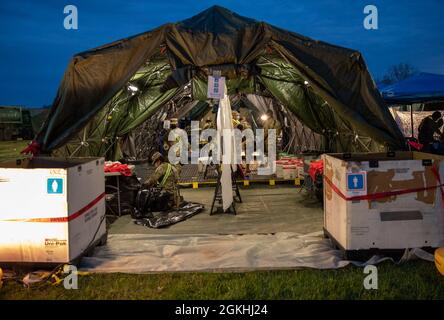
top-left (207, 75), bottom-right (226, 99)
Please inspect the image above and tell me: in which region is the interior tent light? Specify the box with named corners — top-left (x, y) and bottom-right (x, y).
top-left (261, 114), bottom-right (269, 121)
top-left (128, 85), bottom-right (139, 92)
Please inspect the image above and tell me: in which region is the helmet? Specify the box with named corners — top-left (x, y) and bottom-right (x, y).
top-left (151, 151), bottom-right (164, 164)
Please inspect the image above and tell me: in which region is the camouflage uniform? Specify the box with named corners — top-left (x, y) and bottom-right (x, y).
top-left (203, 120), bottom-right (215, 130)
top-left (144, 162), bottom-right (181, 208)
top-left (263, 117), bottom-right (282, 153)
top-left (240, 119), bottom-right (251, 130)
top-left (263, 117), bottom-right (282, 138)
top-left (232, 111), bottom-right (241, 128)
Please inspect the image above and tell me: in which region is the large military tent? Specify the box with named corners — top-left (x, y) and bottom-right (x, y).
top-left (32, 5), bottom-right (405, 159)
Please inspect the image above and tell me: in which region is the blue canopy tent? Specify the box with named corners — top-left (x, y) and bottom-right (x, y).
top-left (380, 72), bottom-right (444, 104)
top-left (379, 73), bottom-right (444, 144)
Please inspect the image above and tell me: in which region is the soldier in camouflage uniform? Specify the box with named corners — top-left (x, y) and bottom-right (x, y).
top-left (203, 117), bottom-right (215, 130)
top-left (143, 152), bottom-right (181, 209)
top-left (262, 109), bottom-right (282, 153)
top-left (263, 110), bottom-right (282, 138)
top-left (162, 118), bottom-right (178, 154)
top-left (239, 116), bottom-right (251, 130)
top-left (232, 110), bottom-right (241, 128)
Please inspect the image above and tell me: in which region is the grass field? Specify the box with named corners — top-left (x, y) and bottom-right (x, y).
top-left (0, 140), bottom-right (29, 163)
top-left (0, 260), bottom-right (443, 300)
top-left (0, 140), bottom-right (443, 300)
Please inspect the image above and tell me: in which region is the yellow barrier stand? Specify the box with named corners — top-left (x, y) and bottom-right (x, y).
top-left (192, 182), bottom-right (199, 189)
top-left (243, 180), bottom-right (250, 187)
top-left (269, 179), bottom-right (275, 186)
top-left (435, 248), bottom-right (444, 276)
top-left (0, 267), bottom-right (3, 289)
top-left (295, 178), bottom-right (301, 186)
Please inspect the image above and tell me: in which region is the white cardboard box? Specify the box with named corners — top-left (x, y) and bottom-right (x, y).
top-left (323, 152), bottom-right (444, 250)
top-left (0, 157), bottom-right (107, 264)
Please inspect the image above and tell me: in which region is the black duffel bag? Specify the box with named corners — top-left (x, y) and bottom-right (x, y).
top-left (132, 188), bottom-right (174, 219)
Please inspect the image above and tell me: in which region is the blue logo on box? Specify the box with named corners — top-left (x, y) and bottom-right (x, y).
top-left (47, 178), bottom-right (63, 194)
top-left (347, 173), bottom-right (365, 191)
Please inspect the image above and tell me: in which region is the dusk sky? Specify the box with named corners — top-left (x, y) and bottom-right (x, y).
top-left (1, 0), bottom-right (443, 107)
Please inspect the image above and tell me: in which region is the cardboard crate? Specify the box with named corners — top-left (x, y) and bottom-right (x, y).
top-left (283, 164), bottom-right (298, 180)
top-left (275, 160), bottom-right (288, 179)
top-left (0, 157), bottom-right (106, 264)
top-left (323, 152), bottom-right (444, 251)
top-left (276, 158), bottom-right (304, 179)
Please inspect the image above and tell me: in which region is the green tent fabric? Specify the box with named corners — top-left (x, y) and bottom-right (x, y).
top-left (36, 5), bottom-right (405, 158)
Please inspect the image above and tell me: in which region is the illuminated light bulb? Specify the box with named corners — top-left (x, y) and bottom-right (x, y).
top-left (128, 85), bottom-right (139, 92)
top-left (304, 80), bottom-right (309, 85)
top-left (261, 114), bottom-right (268, 121)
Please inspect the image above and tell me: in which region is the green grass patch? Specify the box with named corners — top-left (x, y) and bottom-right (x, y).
top-left (1, 261), bottom-right (443, 300)
top-left (0, 140), bottom-right (30, 163)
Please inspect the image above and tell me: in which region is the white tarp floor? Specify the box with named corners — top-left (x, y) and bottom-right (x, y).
top-left (80, 186), bottom-right (434, 273)
top-left (79, 232), bottom-right (434, 273)
top-left (80, 232), bottom-right (347, 272)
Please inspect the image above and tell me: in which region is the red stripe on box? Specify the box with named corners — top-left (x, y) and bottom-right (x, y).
top-left (1, 193), bottom-right (105, 223)
top-left (324, 176), bottom-right (444, 202)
